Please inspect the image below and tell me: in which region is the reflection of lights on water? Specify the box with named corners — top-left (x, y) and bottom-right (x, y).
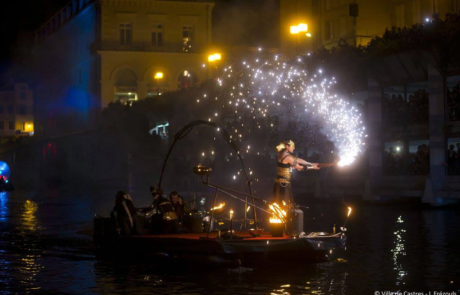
top-left (0, 192), bottom-right (8, 222)
top-left (22, 200), bottom-right (39, 231)
top-left (19, 199), bottom-right (44, 290)
top-left (392, 215), bottom-right (407, 285)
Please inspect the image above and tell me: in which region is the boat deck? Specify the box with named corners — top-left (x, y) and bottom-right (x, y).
top-left (131, 231), bottom-right (293, 241)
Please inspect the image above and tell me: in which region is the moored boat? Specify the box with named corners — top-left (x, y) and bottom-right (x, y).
top-left (93, 221), bottom-right (346, 266)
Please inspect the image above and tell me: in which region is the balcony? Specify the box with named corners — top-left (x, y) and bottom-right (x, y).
top-left (91, 41), bottom-right (205, 54)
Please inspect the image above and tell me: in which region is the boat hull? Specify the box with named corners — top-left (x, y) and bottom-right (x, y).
top-left (94, 231), bottom-right (347, 266)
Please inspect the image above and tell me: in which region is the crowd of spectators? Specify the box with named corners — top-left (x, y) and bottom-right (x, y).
top-left (383, 89), bottom-right (429, 125)
top-left (447, 80), bottom-right (460, 121)
top-left (447, 143), bottom-right (460, 175)
top-left (384, 144), bottom-right (430, 175)
top-left (366, 12), bottom-right (460, 58)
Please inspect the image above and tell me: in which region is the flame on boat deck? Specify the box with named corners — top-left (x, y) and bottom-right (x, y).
top-left (269, 202), bottom-right (287, 224)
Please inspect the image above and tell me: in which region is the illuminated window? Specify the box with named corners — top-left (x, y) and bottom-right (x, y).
top-left (151, 24), bottom-right (164, 47)
top-left (178, 70), bottom-right (198, 89)
top-left (182, 25), bottom-right (194, 52)
top-left (119, 23), bottom-right (133, 45)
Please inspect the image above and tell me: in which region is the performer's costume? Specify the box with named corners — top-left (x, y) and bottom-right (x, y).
top-left (273, 152), bottom-right (297, 204)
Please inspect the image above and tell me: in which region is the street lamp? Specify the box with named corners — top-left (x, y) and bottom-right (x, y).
top-left (290, 23), bottom-right (310, 55)
top-left (207, 53), bottom-right (222, 78)
top-left (154, 72), bottom-right (163, 95)
top-left (290, 23), bottom-right (308, 35)
top-left (208, 53), bottom-right (221, 63)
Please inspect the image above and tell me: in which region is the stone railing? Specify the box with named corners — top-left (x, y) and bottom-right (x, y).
top-left (91, 41), bottom-right (205, 54)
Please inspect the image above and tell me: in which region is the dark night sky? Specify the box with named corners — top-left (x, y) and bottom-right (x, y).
top-left (0, 0), bottom-right (279, 80)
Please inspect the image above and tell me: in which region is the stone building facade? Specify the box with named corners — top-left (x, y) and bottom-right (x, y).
top-left (34, 0), bottom-right (214, 136)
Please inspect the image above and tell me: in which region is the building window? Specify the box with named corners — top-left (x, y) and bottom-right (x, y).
top-left (151, 24), bottom-right (164, 47)
top-left (339, 16), bottom-right (347, 37)
top-left (448, 137), bottom-right (460, 175)
top-left (412, 0), bottom-right (421, 24)
top-left (9, 121), bottom-right (14, 131)
top-left (8, 105), bottom-right (13, 114)
top-left (0, 121), bottom-right (3, 130)
top-left (433, 0), bottom-right (440, 15)
top-left (396, 4), bottom-right (405, 28)
top-left (182, 25), bottom-right (194, 52)
top-left (325, 20), bottom-right (334, 40)
top-left (0, 106), bottom-right (3, 114)
top-left (20, 92), bottom-right (27, 100)
top-left (447, 75), bottom-right (460, 122)
top-left (178, 70), bottom-right (198, 89)
top-left (19, 106), bottom-right (27, 115)
top-left (119, 23), bottom-right (133, 45)
top-left (452, 0), bottom-right (460, 12)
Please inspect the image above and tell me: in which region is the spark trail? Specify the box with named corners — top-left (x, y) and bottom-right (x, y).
top-left (204, 52), bottom-right (366, 167)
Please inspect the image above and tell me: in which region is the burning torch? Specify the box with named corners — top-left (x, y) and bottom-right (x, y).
top-left (340, 206), bottom-right (353, 232)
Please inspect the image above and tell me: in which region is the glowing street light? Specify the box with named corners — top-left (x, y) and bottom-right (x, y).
top-left (208, 53), bottom-right (222, 62)
top-left (298, 23), bottom-right (308, 32)
top-left (290, 23), bottom-right (308, 35)
top-left (290, 25), bottom-right (300, 34)
top-left (154, 72), bottom-right (164, 95)
top-left (154, 72), bottom-right (164, 80)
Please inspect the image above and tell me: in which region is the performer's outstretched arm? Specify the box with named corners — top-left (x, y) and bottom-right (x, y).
top-left (287, 155), bottom-right (320, 170)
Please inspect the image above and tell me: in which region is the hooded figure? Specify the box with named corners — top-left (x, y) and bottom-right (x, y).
top-left (111, 191), bottom-right (144, 236)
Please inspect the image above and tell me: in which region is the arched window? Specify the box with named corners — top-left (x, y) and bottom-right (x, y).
top-left (114, 68), bottom-right (137, 104)
top-left (178, 70), bottom-right (198, 89)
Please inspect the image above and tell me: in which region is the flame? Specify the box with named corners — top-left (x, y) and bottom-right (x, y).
top-left (269, 202), bottom-right (287, 224)
top-left (347, 206), bottom-right (352, 217)
top-left (211, 203), bottom-right (225, 211)
top-left (269, 217), bottom-right (283, 223)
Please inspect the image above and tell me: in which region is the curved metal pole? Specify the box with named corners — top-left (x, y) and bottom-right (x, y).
top-left (157, 120), bottom-right (258, 228)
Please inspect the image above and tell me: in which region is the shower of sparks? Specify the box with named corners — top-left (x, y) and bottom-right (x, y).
top-left (202, 53), bottom-right (366, 169)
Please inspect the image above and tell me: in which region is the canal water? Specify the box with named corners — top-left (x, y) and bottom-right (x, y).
top-left (1, 189), bottom-right (459, 294)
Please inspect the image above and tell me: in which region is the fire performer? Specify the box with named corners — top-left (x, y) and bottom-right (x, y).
top-left (274, 140), bottom-right (320, 204)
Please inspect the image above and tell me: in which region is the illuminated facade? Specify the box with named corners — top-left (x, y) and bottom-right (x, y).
top-left (34, 0), bottom-right (214, 135)
top-left (0, 83), bottom-right (34, 138)
top-left (280, 0), bottom-right (460, 56)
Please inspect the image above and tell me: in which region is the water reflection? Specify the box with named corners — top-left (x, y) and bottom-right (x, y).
top-left (1, 189), bottom-right (460, 294)
top-left (0, 192), bottom-right (8, 223)
top-left (392, 215), bottom-right (407, 285)
top-left (16, 199), bottom-right (44, 292)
